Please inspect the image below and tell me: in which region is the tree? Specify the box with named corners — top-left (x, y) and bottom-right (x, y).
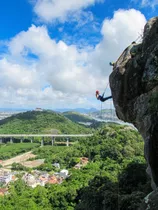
top-left (76, 176), bottom-right (118, 210)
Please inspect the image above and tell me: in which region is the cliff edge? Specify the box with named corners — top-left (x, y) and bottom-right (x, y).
top-left (110, 17), bottom-right (158, 208)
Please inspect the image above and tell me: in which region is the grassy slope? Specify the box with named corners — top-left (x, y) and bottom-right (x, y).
top-left (0, 143), bottom-right (39, 160)
top-left (0, 110), bottom-right (90, 134)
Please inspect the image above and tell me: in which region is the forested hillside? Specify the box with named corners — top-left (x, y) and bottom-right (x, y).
top-left (0, 111), bottom-right (90, 134)
top-left (0, 124), bottom-right (151, 210)
top-left (63, 111), bottom-right (95, 123)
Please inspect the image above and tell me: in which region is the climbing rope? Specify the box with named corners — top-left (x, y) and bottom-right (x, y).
top-left (100, 82), bottom-right (113, 121)
top-left (102, 82), bottom-right (109, 97)
top-left (100, 60), bottom-right (120, 120)
top-left (100, 101), bottom-right (103, 119)
top-left (134, 32), bottom-right (143, 43)
top-left (110, 98), bottom-right (113, 121)
top-left (100, 32), bottom-right (143, 121)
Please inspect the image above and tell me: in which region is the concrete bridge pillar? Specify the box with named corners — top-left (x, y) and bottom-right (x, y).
top-left (0, 138), bottom-right (2, 144)
top-left (66, 138), bottom-right (69, 147)
top-left (52, 137), bottom-right (55, 146)
top-left (31, 137), bottom-right (33, 143)
top-left (10, 137), bottom-right (13, 143)
top-left (20, 137), bottom-right (23, 143)
top-left (41, 137), bottom-right (44, 147)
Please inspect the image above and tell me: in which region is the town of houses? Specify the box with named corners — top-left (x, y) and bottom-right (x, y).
top-left (23, 168), bottom-right (69, 188)
top-left (0, 157), bottom-right (89, 196)
top-left (0, 166), bottom-right (69, 195)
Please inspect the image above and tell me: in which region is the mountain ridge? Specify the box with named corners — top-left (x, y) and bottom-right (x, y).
top-left (0, 110), bottom-right (90, 134)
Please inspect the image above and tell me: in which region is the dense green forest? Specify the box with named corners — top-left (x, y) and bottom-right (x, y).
top-left (0, 124), bottom-right (151, 210)
top-left (0, 143), bottom-right (39, 160)
top-left (63, 111), bottom-right (95, 123)
top-left (0, 111), bottom-right (90, 134)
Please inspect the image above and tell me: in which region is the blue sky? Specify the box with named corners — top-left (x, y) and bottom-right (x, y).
top-left (0, 0), bottom-right (157, 110)
top-left (0, 0), bottom-right (156, 43)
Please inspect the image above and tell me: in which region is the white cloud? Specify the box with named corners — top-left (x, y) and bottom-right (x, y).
top-left (0, 58), bottom-right (40, 89)
top-left (141, 0), bottom-right (150, 6)
top-left (8, 25), bottom-right (99, 95)
top-left (141, 0), bottom-right (158, 8)
top-left (132, 0), bottom-right (158, 9)
top-left (89, 9), bottom-right (146, 77)
top-left (9, 25), bottom-right (56, 58)
top-left (33, 0), bottom-right (103, 23)
top-left (0, 9), bottom-right (146, 108)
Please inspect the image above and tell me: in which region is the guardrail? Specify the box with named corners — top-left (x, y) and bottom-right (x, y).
top-left (0, 134), bottom-right (93, 137)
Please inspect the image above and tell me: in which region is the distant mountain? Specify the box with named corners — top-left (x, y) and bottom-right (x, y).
top-left (0, 107), bottom-right (99, 114)
top-left (55, 108), bottom-right (98, 114)
top-left (89, 109), bottom-right (120, 122)
top-left (0, 108), bottom-right (30, 112)
top-left (63, 111), bottom-right (96, 124)
top-left (0, 110), bottom-right (90, 134)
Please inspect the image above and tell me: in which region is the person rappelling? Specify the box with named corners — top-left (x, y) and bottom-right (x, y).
top-left (109, 41), bottom-right (141, 68)
top-left (96, 90), bottom-right (112, 102)
top-left (95, 42), bottom-right (139, 103)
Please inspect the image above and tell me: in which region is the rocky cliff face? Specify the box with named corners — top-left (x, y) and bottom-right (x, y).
top-left (109, 17), bottom-right (158, 207)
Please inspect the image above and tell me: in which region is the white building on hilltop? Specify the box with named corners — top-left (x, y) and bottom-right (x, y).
top-left (35, 108), bottom-right (43, 112)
